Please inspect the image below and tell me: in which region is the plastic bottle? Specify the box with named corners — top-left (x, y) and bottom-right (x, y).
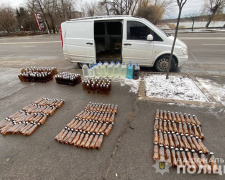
top-left (82, 63), bottom-right (89, 78)
top-left (170, 147), bottom-right (177, 167)
top-left (186, 149), bottom-right (197, 171)
top-left (21, 67), bottom-right (26, 74)
top-left (114, 61), bottom-right (121, 78)
top-left (88, 66), bottom-right (94, 77)
top-left (165, 146), bottom-right (172, 165)
top-left (175, 148), bottom-right (183, 167)
top-left (126, 61), bottom-right (134, 79)
top-left (153, 142), bottom-right (159, 161)
top-left (163, 120), bottom-right (168, 132)
top-left (100, 63), bottom-right (107, 77)
top-left (159, 145), bottom-right (165, 162)
top-left (133, 63), bottom-right (140, 80)
top-left (98, 61), bottom-right (102, 67)
top-left (155, 109), bottom-right (159, 119)
top-left (90, 60), bottom-right (94, 67)
top-left (111, 61), bottom-right (115, 67)
top-left (159, 130), bottom-right (163, 145)
top-left (168, 132), bottom-right (175, 147)
top-left (154, 119), bottom-right (159, 130)
top-left (209, 152), bottom-right (219, 173)
top-left (94, 64), bottom-right (100, 78)
top-left (108, 63), bottom-right (114, 78)
top-left (113, 62), bottom-right (119, 78)
top-left (97, 62), bottom-right (102, 76)
top-left (104, 61), bottom-right (109, 76)
top-left (197, 125), bottom-right (205, 139)
top-left (153, 129), bottom-right (158, 143)
top-left (163, 132), bottom-right (169, 146)
top-left (93, 65), bottom-right (97, 77)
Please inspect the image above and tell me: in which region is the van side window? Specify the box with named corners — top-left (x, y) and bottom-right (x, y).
top-left (127, 21), bottom-right (162, 41)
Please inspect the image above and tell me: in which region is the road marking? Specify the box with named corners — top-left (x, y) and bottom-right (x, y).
top-left (0, 41), bottom-right (60, 45)
top-left (179, 37), bottom-right (225, 40)
top-left (22, 46), bottom-right (36, 47)
top-left (202, 44), bottom-right (225, 45)
top-left (189, 52), bottom-right (199, 63)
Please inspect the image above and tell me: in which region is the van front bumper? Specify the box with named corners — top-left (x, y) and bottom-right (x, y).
top-left (177, 55), bottom-right (188, 67)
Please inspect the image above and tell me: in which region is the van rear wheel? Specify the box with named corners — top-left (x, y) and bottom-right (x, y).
top-left (154, 55), bottom-right (176, 72)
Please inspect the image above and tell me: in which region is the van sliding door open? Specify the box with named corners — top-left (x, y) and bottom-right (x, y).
top-left (65, 21), bottom-right (96, 63)
top-left (94, 21), bottom-right (123, 63)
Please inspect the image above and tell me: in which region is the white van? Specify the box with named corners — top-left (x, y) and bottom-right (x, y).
top-left (60, 15), bottom-right (188, 72)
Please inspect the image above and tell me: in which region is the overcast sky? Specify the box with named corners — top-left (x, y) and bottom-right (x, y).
top-left (0, 0), bottom-right (205, 19)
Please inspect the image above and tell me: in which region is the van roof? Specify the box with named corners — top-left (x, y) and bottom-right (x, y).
top-left (69, 15), bottom-right (142, 22)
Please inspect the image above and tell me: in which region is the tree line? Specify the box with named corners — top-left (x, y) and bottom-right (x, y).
top-left (0, 0), bottom-right (224, 35)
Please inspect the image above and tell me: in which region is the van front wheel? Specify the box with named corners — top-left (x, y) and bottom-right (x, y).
top-left (154, 55), bottom-right (176, 72)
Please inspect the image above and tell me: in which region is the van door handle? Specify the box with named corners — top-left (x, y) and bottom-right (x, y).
top-left (124, 43), bottom-right (131, 46)
top-left (86, 42), bottom-right (93, 45)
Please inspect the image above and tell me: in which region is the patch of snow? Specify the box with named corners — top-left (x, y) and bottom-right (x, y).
top-left (117, 78), bottom-right (141, 94)
top-left (196, 78), bottom-right (225, 106)
top-left (167, 21), bottom-right (225, 29)
top-left (144, 75), bottom-right (208, 102)
top-left (158, 24), bottom-right (170, 29)
top-left (121, 78), bottom-right (140, 94)
top-left (167, 103), bottom-right (175, 105)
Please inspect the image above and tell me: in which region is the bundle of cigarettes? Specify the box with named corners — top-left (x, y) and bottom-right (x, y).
top-left (0, 97), bottom-right (64, 136)
top-left (55, 102), bottom-right (118, 149)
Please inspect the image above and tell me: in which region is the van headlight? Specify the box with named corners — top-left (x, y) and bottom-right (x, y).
top-left (180, 47), bottom-right (188, 55)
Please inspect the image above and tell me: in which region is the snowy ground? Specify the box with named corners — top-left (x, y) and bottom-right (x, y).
top-left (120, 78), bottom-right (141, 94)
top-left (171, 21), bottom-right (225, 29)
top-left (160, 21), bottom-right (225, 30)
top-left (164, 28), bottom-right (225, 34)
top-left (144, 74), bottom-right (208, 102)
top-left (197, 77), bottom-right (225, 106)
top-left (114, 78), bottom-right (141, 94)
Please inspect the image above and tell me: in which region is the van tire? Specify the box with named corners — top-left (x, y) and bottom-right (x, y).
top-left (77, 63), bottom-right (83, 69)
top-left (154, 55), bottom-right (176, 72)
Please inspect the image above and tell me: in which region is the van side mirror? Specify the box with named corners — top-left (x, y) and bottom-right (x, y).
top-left (147, 34), bottom-right (153, 41)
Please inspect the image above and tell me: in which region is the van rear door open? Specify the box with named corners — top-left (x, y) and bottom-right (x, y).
top-left (63, 20), bottom-right (96, 63)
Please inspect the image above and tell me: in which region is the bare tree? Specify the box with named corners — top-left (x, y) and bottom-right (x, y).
top-left (166, 0), bottom-right (187, 79)
top-left (0, 5), bottom-right (17, 33)
top-left (16, 7), bottom-right (39, 31)
top-left (204, 0), bottom-right (225, 28)
top-left (81, 1), bottom-right (105, 17)
top-left (27, 0), bottom-right (51, 33)
top-left (27, 0), bottom-right (78, 34)
top-left (136, 5), bottom-right (164, 24)
top-left (186, 11), bottom-right (199, 31)
top-left (99, 0), bottom-right (110, 15)
top-left (99, 0), bottom-right (139, 15)
top-left (136, 0), bottom-right (174, 24)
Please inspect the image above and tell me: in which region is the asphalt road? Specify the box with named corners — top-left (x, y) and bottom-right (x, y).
top-left (0, 32), bottom-right (225, 75)
top-left (0, 77), bottom-right (224, 180)
top-left (0, 32), bottom-right (225, 179)
top-left (177, 32), bottom-right (225, 75)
